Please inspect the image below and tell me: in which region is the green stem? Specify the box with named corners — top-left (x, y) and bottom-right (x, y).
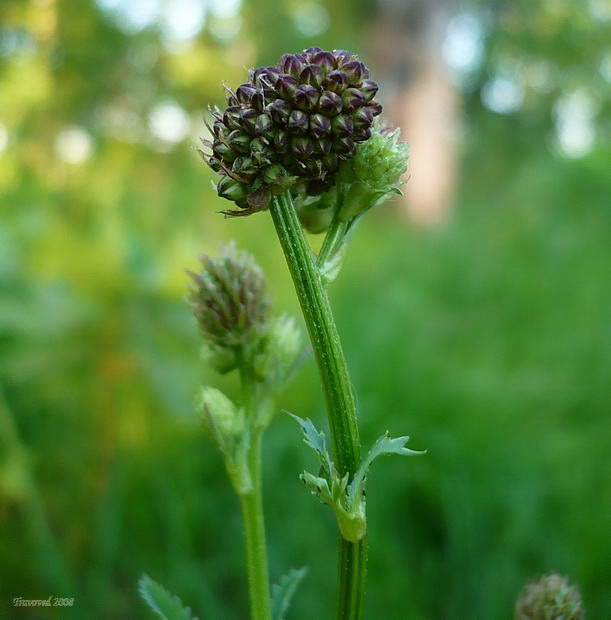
top-left (238, 364), bottom-right (272, 620)
top-left (270, 191), bottom-right (367, 620)
top-left (316, 212), bottom-right (349, 270)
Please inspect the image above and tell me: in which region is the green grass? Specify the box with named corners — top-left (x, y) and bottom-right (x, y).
top-left (1, 145), bottom-right (609, 618)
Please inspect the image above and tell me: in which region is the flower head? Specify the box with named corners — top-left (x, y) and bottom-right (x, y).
top-left (200, 48), bottom-right (382, 216)
top-left (187, 242), bottom-right (270, 372)
top-left (514, 574), bottom-right (584, 620)
top-left (337, 123), bottom-right (408, 222)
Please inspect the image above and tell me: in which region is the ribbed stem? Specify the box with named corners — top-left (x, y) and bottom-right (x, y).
top-left (270, 191), bottom-right (367, 620)
top-left (238, 364), bottom-right (272, 620)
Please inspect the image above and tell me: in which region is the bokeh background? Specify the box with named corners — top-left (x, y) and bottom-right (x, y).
top-left (1, 0), bottom-right (610, 618)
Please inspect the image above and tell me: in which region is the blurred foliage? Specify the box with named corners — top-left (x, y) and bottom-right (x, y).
top-left (0, 0), bottom-right (610, 618)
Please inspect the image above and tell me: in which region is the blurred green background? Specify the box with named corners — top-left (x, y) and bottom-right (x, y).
top-left (1, 0), bottom-right (610, 618)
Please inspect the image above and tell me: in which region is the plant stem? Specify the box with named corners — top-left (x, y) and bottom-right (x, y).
top-left (270, 191), bottom-right (367, 620)
top-left (316, 212), bottom-right (349, 270)
top-left (238, 364), bottom-right (272, 620)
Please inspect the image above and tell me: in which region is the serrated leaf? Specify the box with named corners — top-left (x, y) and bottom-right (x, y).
top-left (349, 432), bottom-right (425, 504)
top-left (138, 574), bottom-right (197, 620)
top-left (285, 412), bottom-right (332, 474)
top-left (301, 471), bottom-right (333, 504)
top-left (271, 567), bottom-right (308, 620)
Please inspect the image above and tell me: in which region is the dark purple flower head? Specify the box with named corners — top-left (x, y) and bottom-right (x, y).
top-left (202, 47), bottom-right (383, 215)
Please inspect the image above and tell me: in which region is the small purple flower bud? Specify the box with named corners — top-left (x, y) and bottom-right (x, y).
top-left (360, 79), bottom-right (379, 102)
top-left (236, 83), bottom-right (257, 104)
top-left (310, 51), bottom-right (335, 76)
top-left (267, 99), bottom-right (291, 125)
top-left (279, 53), bottom-right (306, 77)
top-left (304, 46), bottom-right (323, 57)
top-left (353, 127), bottom-right (372, 142)
top-left (368, 101), bottom-right (383, 116)
top-left (332, 136), bottom-right (355, 156)
top-left (309, 113), bottom-right (331, 138)
top-left (223, 106), bottom-right (243, 130)
top-left (240, 107), bottom-right (259, 134)
top-left (300, 64), bottom-right (324, 88)
top-left (318, 91), bottom-right (343, 116)
top-left (251, 90), bottom-right (266, 112)
top-left (333, 49), bottom-right (352, 67)
top-left (294, 85), bottom-right (320, 111)
top-left (331, 114), bottom-right (353, 137)
top-left (227, 130), bottom-right (251, 153)
top-left (323, 70), bottom-right (348, 93)
top-left (288, 109), bottom-right (309, 134)
top-left (262, 89), bottom-right (276, 104)
top-left (255, 113), bottom-right (274, 136)
top-left (253, 66), bottom-right (281, 87)
top-left (352, 106), bottom-right (374, 128)
top-left (273, 129), bottom-right (290, 153)
top-left (341, 60), bottom-right (366, 84)
top-left (291, 136), bottom-right (314, 160)
top-left (342, 87), bottom-right (366, 110)
top-left (313, 138), bottom-right (331, 156)
top-left (276, 74), bottom-right (299, 100)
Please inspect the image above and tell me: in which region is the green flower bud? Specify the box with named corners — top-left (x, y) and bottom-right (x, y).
top-left (249, 137), bottom-right (274, 166)
top-left (227, 130), bottom-right (251, 154)
top-left (223, 106), bottom-right (243, 130)
top-left (291, 136), bottom-right (314, 160)
top-left (514, 574), bottom-right (584, 620)
top-left (198, 386), bottom-right (243, 438)
top-left (187, 243), bottom-right (270, 370)
top-left (232, 156), bottom-right (258, 182)
top-left (338, 123), bottom-right (408, 221)
top-left (262, 163), bottom-right (294, 193)
top-left (217, 176), bottom-right (248, 202)
top-left (255, 113), bottom-right (273, 137)
top-left (213, 140), bottom-right (237, 163)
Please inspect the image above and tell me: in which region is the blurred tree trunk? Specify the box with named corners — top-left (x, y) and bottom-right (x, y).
top-left (368, 0), bottom-right (458, 225)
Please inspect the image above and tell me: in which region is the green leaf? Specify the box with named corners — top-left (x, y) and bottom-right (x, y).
top-left (285, 412), bottom-right (333, 474)
top-left (271, 567), bottom-right (308, 620)
top-left (138, 574), bottom-right (197, 620)
top-left (349, 432), bottom-right (425, 504)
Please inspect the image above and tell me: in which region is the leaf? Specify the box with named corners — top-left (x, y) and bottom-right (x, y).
top-left (271, 567), bottom-right (308, 620)
top-left (319, 241), bottom-right (348, 286)
top-left (349, 432), bottom-right (425, 504)
top-left (285, 412), bottom-right (333, 474)
top-left (138, 574), bottom-right (197, 620)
